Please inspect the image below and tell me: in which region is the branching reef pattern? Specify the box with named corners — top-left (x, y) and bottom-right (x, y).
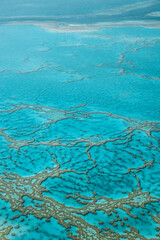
top-left (0, 103), bottom-right (159, 239)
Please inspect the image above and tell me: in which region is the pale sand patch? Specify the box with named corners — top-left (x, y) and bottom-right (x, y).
top-left (1, 20), bottom-right (160, 33)
top-left (147, 11), bottom-right (160, 17)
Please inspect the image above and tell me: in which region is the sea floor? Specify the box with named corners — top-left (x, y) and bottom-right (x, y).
top-left (0, 23), bottom-right (160, 239)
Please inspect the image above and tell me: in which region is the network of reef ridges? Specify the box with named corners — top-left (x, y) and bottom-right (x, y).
top-left (0, 103), bottom-right (159, 239)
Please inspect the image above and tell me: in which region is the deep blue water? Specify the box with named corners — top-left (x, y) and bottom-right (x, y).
top-left (0, 0), bottom-right (151, 17)
top-left (0, 1), bottom-right (160, 240)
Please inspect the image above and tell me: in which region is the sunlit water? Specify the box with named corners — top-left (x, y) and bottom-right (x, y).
top-left (0, 1), bottom-right (160, 239)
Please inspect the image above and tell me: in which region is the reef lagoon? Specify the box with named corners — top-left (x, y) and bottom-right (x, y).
top-left (0, 1), bottom-right (160, 239)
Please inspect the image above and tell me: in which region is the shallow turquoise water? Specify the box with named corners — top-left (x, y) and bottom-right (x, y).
top-left (0, 1), bottom-right (160, 239)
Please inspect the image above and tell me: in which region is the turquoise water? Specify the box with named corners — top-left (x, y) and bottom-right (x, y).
top-left (0, 1), bottom-right (160, 239)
